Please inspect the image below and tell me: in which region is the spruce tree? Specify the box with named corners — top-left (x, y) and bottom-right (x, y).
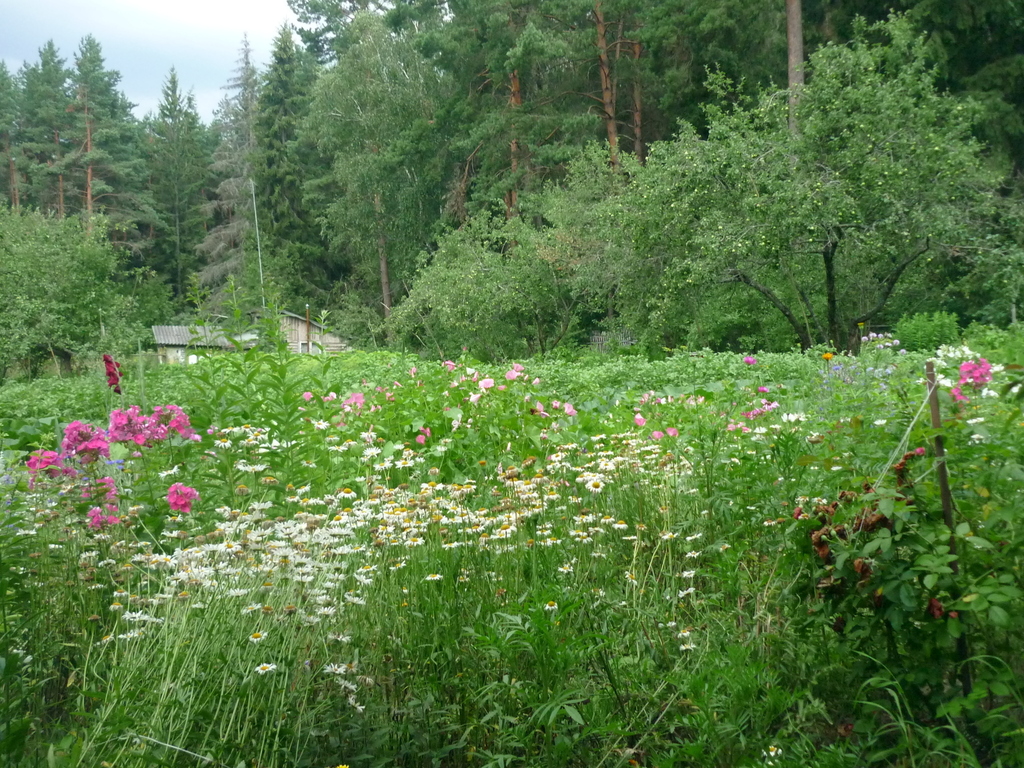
top-left (253, 27), bottom-right (330, 309)
top-left (198, 37), bottom-right (260, 295)
top-left (149, 69), bottom-right (209, 297)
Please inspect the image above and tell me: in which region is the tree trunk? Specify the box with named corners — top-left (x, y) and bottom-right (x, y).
top-left (505, 69), bottom-right (522, 218)
top-left (631, 40), bottom-right (646, 164)
top-left (594, 2), bottom-right (619, 169)
top-left (84, 99), bottom-right (94, 229)
top-left (786, 0), bottom-right (804, 133)
top-left (5, 137), bottom-right (18, 208)
top-left (822, 231), bottom-right (842, 348)
top-left (374, 192), bottom-right (392, 317)
top-left (54, 130), bottom-right (64, 218)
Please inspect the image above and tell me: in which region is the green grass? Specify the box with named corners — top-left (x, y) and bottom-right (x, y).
top-left (1, 345), bottom-right (1022, 767)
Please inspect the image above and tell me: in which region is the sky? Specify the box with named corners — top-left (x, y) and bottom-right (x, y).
top-left (1, 0), bottom-right (300, 122)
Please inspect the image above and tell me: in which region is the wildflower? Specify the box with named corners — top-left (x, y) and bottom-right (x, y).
top-left (634, 413), bottom-right (646, 427)
top-left (249, 632), bottom-right (266, 644)
top-left (822, 352), bottom-right (834, 361)
top-left (479, 378), bottom-right (495, 390)
top-left (425, 573), bottom-right (443, 581)
top-left (102, 354), bottom-right (122, 394)
top-left (743, 356), bottom-right (757, 365)
top-left (254, 663), bottom-right (277, 674)
top-left (544, 601), bottom-right (558, 612)
top-left (167, 483), bottom-right (199, 514)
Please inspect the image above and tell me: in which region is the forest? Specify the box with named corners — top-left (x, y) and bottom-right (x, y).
top-left (1, 0), bottom-right (1023, 370)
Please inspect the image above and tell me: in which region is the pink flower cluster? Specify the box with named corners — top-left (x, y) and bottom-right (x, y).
top-left (87, 506), bottom-right (120, 529)
top-left (108, 404), bottom-right (198, 446)
top-left (951, 358), bottom-right (992, 402)
top-left (26, 450), bottom-right (69, 486)
top-left (741, 399), bottom-right (780, 419)
top-left (167, 483), bottom-right (200, 514)
top-left (62, 421), bottom-right (111, 464)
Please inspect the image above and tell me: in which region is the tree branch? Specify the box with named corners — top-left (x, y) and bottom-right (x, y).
top-left (851, 238), bottom-right (930, 325)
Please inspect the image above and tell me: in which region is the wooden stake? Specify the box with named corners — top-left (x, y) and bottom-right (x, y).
top-left (924, 360), bottom-right (972, 697)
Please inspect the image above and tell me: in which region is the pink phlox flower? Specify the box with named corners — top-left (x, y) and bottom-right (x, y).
top-left (302, 391), bottom-right (313, 401)
top-left (758, 386), bottom-right (770, 393)
top-left (97, 476), bottom-right (118, 502)
top-left (87, 506), bottom-right (120, 529)
top-left (958, 359), bottom-right (992, 388)
top-left (151, 405), bottom-right (198, 442)
top-left (415, 434), bottom-right (426, 444)
top-left (743, 356), bottom-right (757, 365)
top-left (323, 392), bottom-right (337, 402)
top-left (26, 450), bottom-right (66, 486)
top-left (950, 386), bottom-right (968, 403)
top-left (343, 392), bottom-right (365, 409)
top-left (62, 421), bottom-right (110, 464)
top-left (167, 483), bottom-right (199, 514)
top-left (914, 447), bottom-right (927, 456)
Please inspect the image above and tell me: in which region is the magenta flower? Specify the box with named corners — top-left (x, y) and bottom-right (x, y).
top-left (743, 356), bottom-right (757, 365)
top-left (415, 434), bottom-right (426, 444)
top-left (167, 483), bottom-right (199, 514)
top-left (87, 506), bottom-right (120, 529)
top-left (302, 391), bottom-right (313, 401)
top-left (758, 386), bottom-right (770, 393)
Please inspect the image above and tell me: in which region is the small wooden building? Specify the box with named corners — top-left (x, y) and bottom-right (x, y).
top-left (152, 325), bottom-right (241, 364)
top-left (279, 311), bottom-right (350, 354)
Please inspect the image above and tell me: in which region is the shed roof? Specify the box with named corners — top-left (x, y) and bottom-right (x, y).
top-left (152, 325), bottom-right (235, 348)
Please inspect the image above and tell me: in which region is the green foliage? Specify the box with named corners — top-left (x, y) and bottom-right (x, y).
top-left (0, 210), bottom-right (146, 377)
top-left (894, 311), bottom-right (962, 352)
top-left (3, 346), bottom-right (1024, 766)
top-left (622, 17), bottom-right (1004, 352)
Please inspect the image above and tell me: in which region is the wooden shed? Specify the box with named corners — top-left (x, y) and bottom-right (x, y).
top-left (152, 325), bottom-right (252, 364)
top-left (279, 311), bottom-right (350, 354)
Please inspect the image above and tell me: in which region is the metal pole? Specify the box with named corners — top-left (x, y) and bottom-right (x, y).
top-left (250, 179), bottom-right (266, 309)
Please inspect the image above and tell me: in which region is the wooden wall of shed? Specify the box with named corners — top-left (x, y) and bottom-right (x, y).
top-left (279, 316), bottom-right (348, 353)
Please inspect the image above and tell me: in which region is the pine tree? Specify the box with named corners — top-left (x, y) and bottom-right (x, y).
top-left (17, 42), bottom-right (72, 217)
top-left (67, 35), bottom-right (158, 238)
top-left (0, 63), bottom-right (21, 208)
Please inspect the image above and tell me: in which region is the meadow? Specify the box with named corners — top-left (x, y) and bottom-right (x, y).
top-left (2, 336), bottom-right (1023, 768)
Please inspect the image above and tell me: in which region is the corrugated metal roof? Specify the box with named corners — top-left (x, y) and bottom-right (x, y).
top-left (152, 326), bottom-right (234, 348)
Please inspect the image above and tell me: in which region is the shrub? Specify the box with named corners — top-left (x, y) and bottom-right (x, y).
top-left (894, 312), bottom-right (961, 352)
